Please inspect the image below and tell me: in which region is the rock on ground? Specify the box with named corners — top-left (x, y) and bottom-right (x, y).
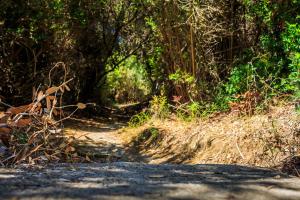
top-left (1, 162), bottom-right (300, 200)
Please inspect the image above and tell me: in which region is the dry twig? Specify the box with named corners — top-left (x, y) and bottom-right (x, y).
top-left (0, 63), bottom-right (87, 166)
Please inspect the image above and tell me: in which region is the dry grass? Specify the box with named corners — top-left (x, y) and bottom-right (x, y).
top-left (121, 103), bottom-right (299, 170)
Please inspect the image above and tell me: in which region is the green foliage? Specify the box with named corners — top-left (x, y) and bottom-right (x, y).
top-left (225, 1), bottom-right (300, 101)
top-left (136, 127), bottom-right (160, 144)
top-left (129, 95), bottom-right (169, 128)
top-left (225, 53), bottom-right (297, 100)
top-left (0, 0), bottom-right (154, 103)
top-left (150, 95), bottom-right (169, 119)
top-left (280, 53), bottom-right (300, 93)
top-left (225, 63), bottom-right (254, 95)
top-left (145, 17), bottom-right (158, 32)
top-left (169, 70), bottom-right (198, 100)
top-left (102, 56), bottom-right (151, 104)
top-left (176, 101), bottom-right (201, 121)
top-left (1, 0), bottom-right (299, 115)
top-left (295, 89), bottom-right (300, 114)
top-left (281, 22), bottom-right (300, 94)
top-left (128, 111), bottom-right (151, 128)
top-left (283, 22), bottom-right (300, 53)
top-left (176, 96), bottom-right (229, 121)
top-left (145, 45), bottom-right (164, 86)
top-left (296, 98), bottom-right (300, 114)
top-left (148, 127), bottom-right (159, 141)
top-left (186, 102), bottom-right (201, 118)
top-left (169, 70), bottom-right (195, 84)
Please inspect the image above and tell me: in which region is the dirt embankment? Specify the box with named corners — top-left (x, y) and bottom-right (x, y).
top-left (121, 104), bottom-right (300, 171)
top-left (49, 103), bottom-right (299, 173)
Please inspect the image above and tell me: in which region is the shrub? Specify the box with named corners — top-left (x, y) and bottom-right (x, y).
top-left (150, 95), bottom-right (170, 119)
top-left (128, 111), bottom-right (151, 128)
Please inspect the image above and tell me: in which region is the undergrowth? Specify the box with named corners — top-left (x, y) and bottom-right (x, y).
top-left (128, 111), bottom-right (151, 128)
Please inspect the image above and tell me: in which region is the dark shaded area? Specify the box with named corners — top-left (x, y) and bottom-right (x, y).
top-left (282, 156), bottom-right (300, 177)
top-left (0, 162), bottom-right (299, 200)
top-left (124, 128), bottom-right (199, 164)
top-left (0, 0), bottom-right (152, 105)
top-left (73, 101), bottom-right (150, 122)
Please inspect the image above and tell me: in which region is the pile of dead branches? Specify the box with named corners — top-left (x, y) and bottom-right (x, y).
top-left (0, 63), bottom-right (87, 166)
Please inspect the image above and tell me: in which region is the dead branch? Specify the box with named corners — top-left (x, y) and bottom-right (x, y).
top-left (0, 63), bottom-right (87, 166)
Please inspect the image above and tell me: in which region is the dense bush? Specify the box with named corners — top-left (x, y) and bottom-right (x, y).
top-left (0, 0), bottom-right (299, 114)
top-left (100, 56), bottom-right (151, 104)
top-left (223, 0), bottom-right (300, 108)
top-left (0, 0), bottom-right (152, 104)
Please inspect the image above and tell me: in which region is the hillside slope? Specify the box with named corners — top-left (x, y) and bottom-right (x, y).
top-left (122, 104), bottom-right (300, 173)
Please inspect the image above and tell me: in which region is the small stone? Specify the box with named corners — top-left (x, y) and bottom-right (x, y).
top-left (57, 178), bottom-right (71, 182)
top-left (148, 174), bottom-right (165, 178)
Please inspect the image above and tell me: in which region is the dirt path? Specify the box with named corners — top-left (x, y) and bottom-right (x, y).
top-left (1, 163), bottom-right (300, 200)
top-left (65, 118), bottom-right (125, 144)
top-left (1, 118), bottom-right (300, 200)
top-left (63, 118), bottom-right (127, 160)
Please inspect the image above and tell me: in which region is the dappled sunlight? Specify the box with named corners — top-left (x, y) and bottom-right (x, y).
top-left (1, 162), bottom-right (300, 199)
top-left (0, 0), bottom-right (299, 199)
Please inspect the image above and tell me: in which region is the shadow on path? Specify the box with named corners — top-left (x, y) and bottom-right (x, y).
top-left (1, 162), bottom-right (300, 200)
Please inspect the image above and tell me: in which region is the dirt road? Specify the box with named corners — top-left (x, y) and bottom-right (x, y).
top-left (1, 118), bottom-right (300, 200)
top-left (1, 162), bottom-right (300, 200)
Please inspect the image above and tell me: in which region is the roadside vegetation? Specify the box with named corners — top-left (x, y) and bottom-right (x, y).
top-left (0, 1), bottom-right (299, 171)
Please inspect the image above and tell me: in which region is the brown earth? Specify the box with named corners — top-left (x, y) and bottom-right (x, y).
top-left (120, 104), bottom-right (299, 170)
top-left (1, 103), bottom-right (300, 200)
top-left (62, 103), bottom-right (300, 172)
